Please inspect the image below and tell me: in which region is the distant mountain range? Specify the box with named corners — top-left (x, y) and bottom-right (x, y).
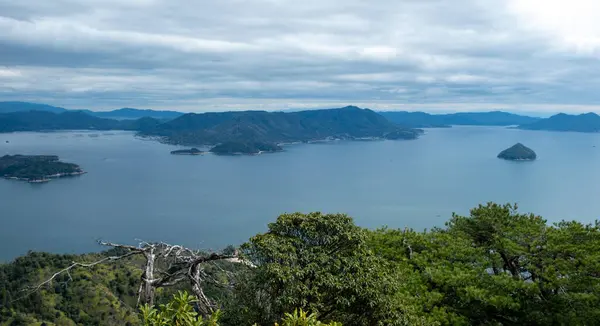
top-left (379, 111), bottom-right (540, 128)
top-left (0, 102), bottom-right (183, 120)
top-left (3, 101), bottom-right (600, 138)
top-left (0, 101), bottom-right (68, 114)
top-left (517, 112), bottom-right (600, 132)
top-left (0, 106), bottom-right (421, 146)
top-left (0, 111), bottom-right (139, 132)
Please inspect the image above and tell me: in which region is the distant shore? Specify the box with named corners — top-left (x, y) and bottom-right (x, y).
top-left (4, 171), bottom-right (87, 183)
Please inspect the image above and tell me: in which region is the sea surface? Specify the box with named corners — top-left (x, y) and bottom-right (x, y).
top-left (2, 127), bottom-right (600, 261)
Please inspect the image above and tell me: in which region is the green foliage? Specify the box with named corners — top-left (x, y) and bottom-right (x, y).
top-left (229, 212), bottom-right (418, 326)
top-left (368, 202), bottom-right (600, 325)
top-left (140, 291), bottom-right (220, 326)
top-left (275, 309), bottom-right (341, 326)
top-left (141, 296), bottom-right (341, 326)
top-left (0, 251), bottom-right (143, 325)
top-left (3, 203), bottom-right (600, 325)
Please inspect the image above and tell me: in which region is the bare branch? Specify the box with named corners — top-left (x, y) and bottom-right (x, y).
top-left (98, 240), bottom-right (144, 252)
top-left (14, 239), bottom-right (253, 310)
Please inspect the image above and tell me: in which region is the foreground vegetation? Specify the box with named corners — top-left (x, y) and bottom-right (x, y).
top-left (2, 203), bottom-right (600, 325)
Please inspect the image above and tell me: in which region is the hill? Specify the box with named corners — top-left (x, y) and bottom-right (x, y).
top-left (0, 111), bottom-right (128, 132)
top-left (143, 106), bottom-right (422, 145)
top-left (0, 101), bottom-right (67, 114)
top-left (380, 111), bottom-right (540, 128)
top-left (518, 112), bottom-right (600, 132)
top-left (0, 111), bottom-right (163, 133)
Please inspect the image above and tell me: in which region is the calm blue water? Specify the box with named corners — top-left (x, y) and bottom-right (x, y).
top-left (2, 127), bottom-right (600, 261)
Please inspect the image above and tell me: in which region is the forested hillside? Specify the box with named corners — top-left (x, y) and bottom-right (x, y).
top-left (142, 106), bottom-right (422, 145)
top-left (518, 112), bottom-right (600, 132)
top-left (2, 203), bottom-right (600, 325)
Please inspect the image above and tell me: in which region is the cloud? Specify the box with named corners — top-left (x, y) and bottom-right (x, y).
top-left (0, 0), bottom-right (599, 112)
top-left (508, 0), bottom-right (600, 54)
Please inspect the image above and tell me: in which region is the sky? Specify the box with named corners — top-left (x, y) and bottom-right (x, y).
top-left (1, 0), bottom-right (600, 113)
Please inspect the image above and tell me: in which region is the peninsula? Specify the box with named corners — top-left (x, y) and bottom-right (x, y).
top-left (170, 148), bottom-right (204, 155)
top-left (497, 143), bottom-right (537, 161)
top-left (0, 155), bottom-right (85, 183)
top-left (209, 142), bottom-right (283, 155)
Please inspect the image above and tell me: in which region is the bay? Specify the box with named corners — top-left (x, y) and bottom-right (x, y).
top-left (2, 126), bottom-right (600, 261)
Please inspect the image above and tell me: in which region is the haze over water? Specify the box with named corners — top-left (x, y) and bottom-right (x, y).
top-left (2, 126), bottom-right (600, 261)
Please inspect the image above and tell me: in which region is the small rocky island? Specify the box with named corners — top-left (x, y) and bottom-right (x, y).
top-left (497, 143), bottom-right (537, 161)
top-left (0, 155), bottom-right (85, 183)
top-left (170, 148), bottom-right (204, 155)
top-left (209, 142), bottom-right (283, 155)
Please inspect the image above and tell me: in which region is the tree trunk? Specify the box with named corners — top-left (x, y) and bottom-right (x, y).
top-left (139, 248), bottom-right (156, 307)
top-left (190, 262), bottom-right (213, 316)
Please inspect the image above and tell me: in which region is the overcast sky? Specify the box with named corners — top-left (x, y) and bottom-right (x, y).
top-left (1, 0), bottom-right (600, 113)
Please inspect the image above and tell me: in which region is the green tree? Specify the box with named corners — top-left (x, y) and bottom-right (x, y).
top-left (369, 203), bottom-right (600, 325)
top-left (140, 291), bottom-right (220, 326)
top-left (275, 309), bottom-right (342, 326)
top-left (230, 212), bottom-right (417, 326)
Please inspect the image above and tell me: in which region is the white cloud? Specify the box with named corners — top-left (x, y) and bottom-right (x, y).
top-left (507, 0), bottom-right (600, 54)
top-left (359, 47), bottom-right (398, 61)
top-left (0, 0), bottom-right (600, 112)
top-left (446, 74), bottom-right (493, 83)
top-left (0, 68), bottom-right (21, 77)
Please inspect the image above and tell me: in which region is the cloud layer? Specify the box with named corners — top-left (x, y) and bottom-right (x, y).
top-left (1, 0), bottom-right (600, 112)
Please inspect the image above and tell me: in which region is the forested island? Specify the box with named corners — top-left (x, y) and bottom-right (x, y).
top-left (497, 143), bottom-right (537, 161)
top-left (209, 142), bottom-right (283, 155)
top-left (1, 203), bottom-right (599, 325)
top-left (0, 105), bottom-right (422, 154)
top-left (140, 106), bottom-right (422, 146)
top-left (170, 148), bottom-right (204, 155)
top-left (0, 155), bottom-right (85, 182)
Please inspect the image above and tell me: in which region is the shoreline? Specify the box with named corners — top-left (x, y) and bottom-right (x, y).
top-left (3, 170), bottom-right (87, 183)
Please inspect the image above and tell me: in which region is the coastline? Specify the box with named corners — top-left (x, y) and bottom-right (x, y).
top-left (3, 170), bottom-right (87, 183)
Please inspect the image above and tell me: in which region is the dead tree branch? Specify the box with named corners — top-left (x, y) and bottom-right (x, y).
top-left (16, 240), bottom-right (253, 313)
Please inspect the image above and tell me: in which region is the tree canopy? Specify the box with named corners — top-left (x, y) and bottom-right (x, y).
top-left (2, 203), bottom-right (600, 325)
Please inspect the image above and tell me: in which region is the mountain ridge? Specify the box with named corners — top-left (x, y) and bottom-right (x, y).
top-left (0, 102), bottom-right (183, 120)
top-left (143, 106), bottom-right (422, 145)
top-left (518, 112), bottom-right (600, 132)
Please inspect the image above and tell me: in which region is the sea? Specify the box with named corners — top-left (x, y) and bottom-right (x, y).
top-left (2, 126), bottom-right (600, 261)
